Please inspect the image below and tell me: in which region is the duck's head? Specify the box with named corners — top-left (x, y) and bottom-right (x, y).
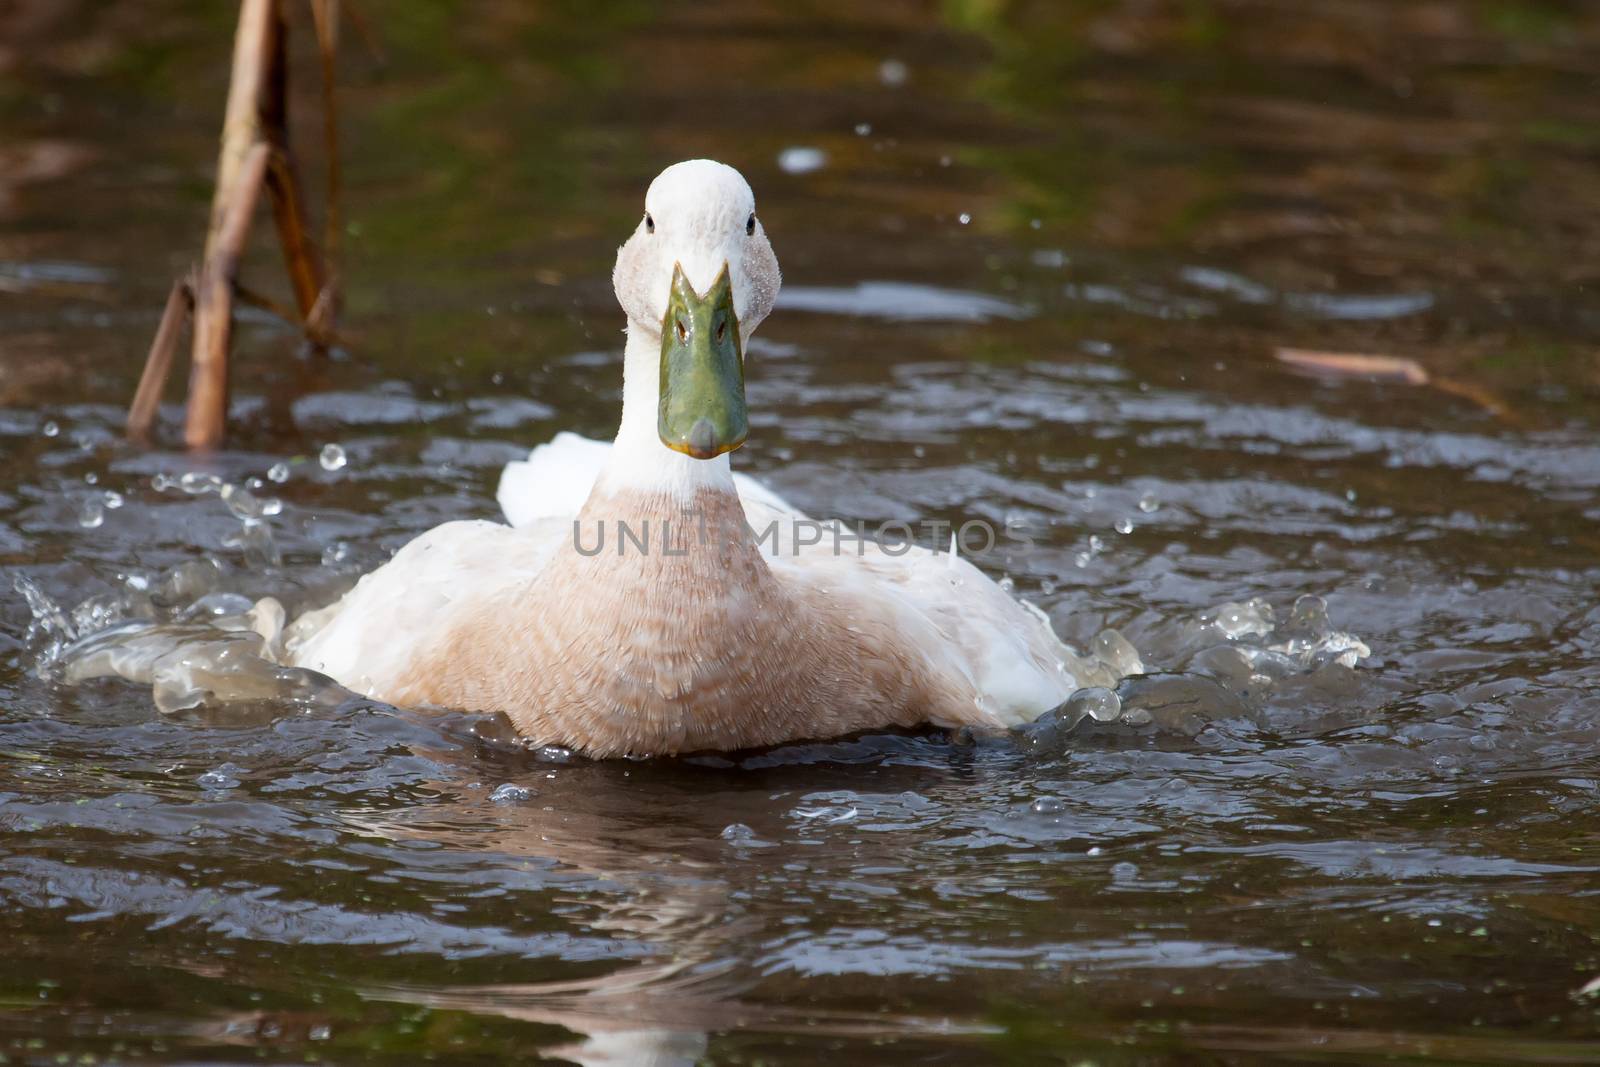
top-left (613, 159), bottom-right (780, 460)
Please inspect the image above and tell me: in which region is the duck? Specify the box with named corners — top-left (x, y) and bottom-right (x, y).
top-left (285, 159), bottom-right (1104, 757)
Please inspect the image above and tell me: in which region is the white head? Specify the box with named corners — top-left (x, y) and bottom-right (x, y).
top-left (613, 159), bottom-right (781, 339)
top-left (610, 161), bottom-right (781, 461)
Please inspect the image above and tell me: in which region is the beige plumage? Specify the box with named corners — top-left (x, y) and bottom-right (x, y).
top-left (286, 160), bottom-right (1104, 756)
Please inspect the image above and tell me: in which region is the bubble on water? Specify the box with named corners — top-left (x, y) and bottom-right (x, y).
top-left (777, 146), bottom-right (826, 175)
top-left (998, 576), bottom-right (1015, 593)
top-left (260, 497), bottom-right (283, 517)
top-left (853, 122), bottom-right (872, 136)
top-left (41, 420), bottom-right (59, 438)
top-left (1120, 708), bottom-right (1154, 727)
top-left (1111, 861), bottom-right (1140, 883)
top-left (488, 783), bottom-right (534, 804)
top-left (184, 592), bottom-right (257, 619)
top-left (197, 766), bottom-right (241, 790)
top-left (720, 822), bottom-right (774, 848)
top-left (309, 1026), bottom-right (331, 1042)
top-left (958, 212), bottom-right (972, 225)
top-left (84, 472), bottom-right (98, 486)
top-left (267, 461), bottom-right (290, 484)
top-left (1211, 598), bottom-right (1275, 640)
top-left (320, 542), bottom-right (352, 567)
top-left (1040, 579), bottom-right (1056, 596)
top-left (1030, 796), bottom-right (1065, 815)
top-left (1074, 551), bottom-right (1092, 568)
top-left (319, 443), bottom-right (347, 471)
top-left (1345, 488), bottom-right (1357, 502)
top-left (1091, 629), bottom-right (1144, 677)
top-left (151, 473), bottom-right (173, 492)
top-left (102, 490), bottom-right (124, 510)
top-left (535, 744), bottom-right (575, 764)
top-left (1114, 517), bottom-right (1134, 535)
top-left (1088, 535), bottom-right (1105, 553)
top-left (878, 58), bottom-right (908, 86)
top-left (78, 496), bottom-right (105, 529)
top-left (1138, 493), bottom-right (1160, 513)
top-left (1066, 686), bottom-right (1122, 723)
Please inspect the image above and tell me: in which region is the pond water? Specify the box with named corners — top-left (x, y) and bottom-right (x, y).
top-left (3, 2), bottom-right (1600, 1063)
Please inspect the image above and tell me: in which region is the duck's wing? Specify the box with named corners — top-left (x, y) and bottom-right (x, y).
top-left (497, 431), bottom-right (804, 526)
top-left (747, 498), bottom-right (1101, 727)
top-left (286, 518), bottom-right (566, 699)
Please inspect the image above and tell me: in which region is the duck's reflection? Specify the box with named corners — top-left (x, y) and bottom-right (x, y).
top-left (343, 733), bottom-right (981, 1065)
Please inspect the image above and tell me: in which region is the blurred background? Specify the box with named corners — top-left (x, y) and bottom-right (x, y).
top-left (3, 2), bottom-right (1600, 1064)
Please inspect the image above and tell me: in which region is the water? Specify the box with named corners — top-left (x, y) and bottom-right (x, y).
top-left (3, 2), bottom-right (1600, 1062)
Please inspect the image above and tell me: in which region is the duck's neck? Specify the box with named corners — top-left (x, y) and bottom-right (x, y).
top-left (596, 324), bottom-right (737, 500)
top-left (570, 323), bottom-right (773, 601)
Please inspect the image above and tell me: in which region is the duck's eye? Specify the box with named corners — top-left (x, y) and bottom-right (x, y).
top-left (746, 213), bottom-right (756, 236)
top-left (644, 213), bottom-right (655, 234)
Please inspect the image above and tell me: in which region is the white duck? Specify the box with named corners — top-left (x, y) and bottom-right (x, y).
top-left (286, 159), bottom-right (1101, 756)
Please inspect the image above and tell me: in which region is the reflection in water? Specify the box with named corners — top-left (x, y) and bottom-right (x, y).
top-left (2, 0), bottom-right (1600, 1062)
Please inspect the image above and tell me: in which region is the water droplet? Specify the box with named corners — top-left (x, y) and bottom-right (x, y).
top-left (41, 420), bottom-right (59, 438)
top-left (536, 744), bottom-right (575, 764)
top-left (102, 490), bottom-right (124, 510)
top-left (878, 58), bottom-right (908, 86)
top-left (309, 1026), bottom-right (331, 1042)
top-left (267, 461), bottom-right (290, 484)
top-left (853, 122), bottom-right (872, 136)
top-left (489, 783), bottom-right (534, 803)
top-left (220, 483), bottom-right (265, 521)
top-left (1114, 517), bottom-right (1133, 535)
top-left (998, 576), bottom-right (1015, 593)
top-left (320, 542), bottom-right (352, 567)
top-left (958, 212), bottom-right (972, 225)
top-left (1138, 493), bottom-right (1160, 514)
top-left (260, 497), bottom-right (283, 517)
top-left (1040, 579), bottom-right (1056, 595)
top-left (1073, 551), bottom-right (1091, 568)
top-left (1120, 708), bottom-right (1153, 727)
top-left (777, 146), bottom-right (826, 174)
top-left (1088, 535), bottom-right (1105, 553)
top-left (84, 472), bottom-right (98, 486)
top-left (78, 496), bottom-right (104, 529)
top-left (178, 471), bottom-right (222, 495)
top-left (319, 443), bottom-right (347, 471)
top-left (1345, 488), bottom-right (1357, 502)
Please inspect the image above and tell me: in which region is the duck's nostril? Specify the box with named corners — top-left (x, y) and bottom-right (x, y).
top-left (714, 320), bottom-right (726, 344)
top-left (676, 319), bottom-right (688, 343)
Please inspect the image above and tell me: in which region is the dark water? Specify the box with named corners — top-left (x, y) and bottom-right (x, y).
top-left (4, 2), bottom-right (1600, 1063)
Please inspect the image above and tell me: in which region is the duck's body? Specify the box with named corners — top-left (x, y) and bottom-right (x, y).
top-left (286, 160), bottom-right (1095, 756)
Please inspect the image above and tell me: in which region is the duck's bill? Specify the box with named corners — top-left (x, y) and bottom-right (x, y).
top-left (658, 261), bottom-right (748, 460)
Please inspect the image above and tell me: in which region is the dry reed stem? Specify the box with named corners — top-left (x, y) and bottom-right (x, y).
top-left (128, 0), bottom-right (343, 450)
